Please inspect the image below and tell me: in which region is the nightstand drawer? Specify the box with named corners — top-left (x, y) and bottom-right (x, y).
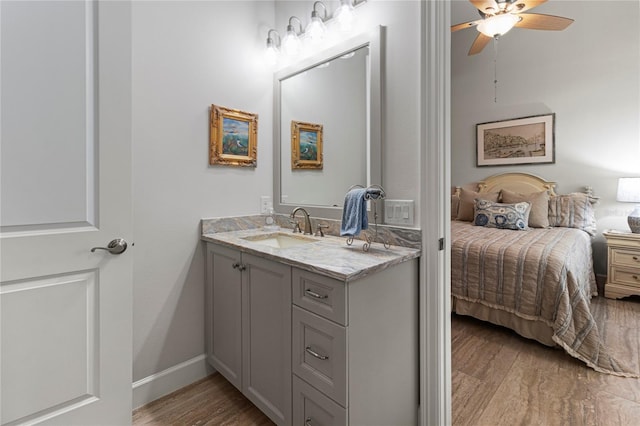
top-left (610, 267), bottom-right (640, 287)
top-left (610, 249), bottom-right (640, 268)
top-left (292, 305), bottom-right (347, 406)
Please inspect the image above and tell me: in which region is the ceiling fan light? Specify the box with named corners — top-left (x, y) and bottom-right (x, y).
top-left (477, 13), bottom-right (520, 37)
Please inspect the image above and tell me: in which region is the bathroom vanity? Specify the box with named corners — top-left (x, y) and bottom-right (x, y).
top-left (202, 226), bottom-right (420, 426)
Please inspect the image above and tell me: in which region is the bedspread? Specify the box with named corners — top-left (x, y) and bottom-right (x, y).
top-left (451, 221), bottom-right (637, 377)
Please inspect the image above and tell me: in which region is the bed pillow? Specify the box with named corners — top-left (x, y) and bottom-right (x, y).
top-left (456, 188), bottom-right (500, 221)
top-left (451, 194), bottom-right (460, 220)
top-left (473, 200), bottom-right (531, 230)
top-left (548, 193), bottom-right (597, 236)
top-left (500, 189), bottom-right (550, 228)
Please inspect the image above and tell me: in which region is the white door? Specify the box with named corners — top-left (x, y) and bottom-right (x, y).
top-left (0, 1), bottom-right (133, 425)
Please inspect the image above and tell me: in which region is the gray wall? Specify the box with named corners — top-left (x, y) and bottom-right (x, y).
top-left (131, 0), bottom-right (275, 393)
top-left (131, 0), bottom-right (424, 404)
top-left (451, 0), bottom-right (640, 275)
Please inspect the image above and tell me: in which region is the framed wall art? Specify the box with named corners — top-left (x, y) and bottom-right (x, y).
top-left (476, 113), bottom-right (555, 167)
top-left (209, 104), bottom-right (258, 167)
top-left (291, 120), bottom-right (323, 170)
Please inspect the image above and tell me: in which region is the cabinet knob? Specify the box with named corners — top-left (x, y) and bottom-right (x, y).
top-left (633, 256), bottom-right (639, 262)
top-left (232, 262), bottom-right (246, 271)
top-left (305, 418), bottom-right (313, 426)
top-left (633, 275), bottom-right (638, 280)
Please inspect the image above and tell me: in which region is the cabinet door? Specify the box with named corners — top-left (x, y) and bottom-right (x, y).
top-left (242, 253), bottom-right (292, 426)
top-left (206, 244), bottom-right (242, 389)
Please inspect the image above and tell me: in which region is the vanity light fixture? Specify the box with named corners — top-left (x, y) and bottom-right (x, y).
top-left (282, 16), bottom-right (303, 56)
top-left (265, 29), bottom-right (281, 66)
top-left (617, 177), bottom-right (640, 233)
top-left (305, 1), bottom-right (327, 45)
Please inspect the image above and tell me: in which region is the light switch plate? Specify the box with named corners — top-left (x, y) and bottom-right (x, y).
top-left (384, 200), bottom-right (414, 226)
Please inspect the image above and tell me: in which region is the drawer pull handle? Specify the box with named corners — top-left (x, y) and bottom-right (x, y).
top-left (305, 346), bottom-right (329, 360)
top-left (305, 418), bottom-right (313, 426)
top-left (305, 289), bottom-right (328, 299)
top-left (633, 275), bottom-right (638, 280)
top-left (634, 256), bottom-right (639, 261)
top-left (231, 262), bottom-right (246, 271)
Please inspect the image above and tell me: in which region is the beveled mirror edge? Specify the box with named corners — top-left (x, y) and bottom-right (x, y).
top-left (273, 25), bottom-right (385, 221)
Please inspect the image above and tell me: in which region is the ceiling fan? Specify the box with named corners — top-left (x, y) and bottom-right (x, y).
top-left (452, 0), bottom-right (574, 55)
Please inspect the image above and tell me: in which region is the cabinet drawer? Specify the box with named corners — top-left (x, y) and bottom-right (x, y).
top-left (293, 306), bottom-right (347, 406)
top-left (293, 376), bottom-right (346, 426)
top-left (610, 267), bottom-right (640, 288)
top-left (610, 248), bottom-right (640, 269)
top-left (293, 268), bottom-right (347, 325)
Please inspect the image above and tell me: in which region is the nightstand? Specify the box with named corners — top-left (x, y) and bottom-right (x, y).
top-left (603, 230), bottom-right (640, 299)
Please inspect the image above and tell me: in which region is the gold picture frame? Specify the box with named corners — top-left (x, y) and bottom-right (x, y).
top-left (210, 104), bottom-right (258, 167)
top-left (291, 120), bottom-right (323, 170)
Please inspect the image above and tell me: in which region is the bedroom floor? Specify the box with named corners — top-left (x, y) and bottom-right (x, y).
top-left (452, 295), bottom-right (640, 426)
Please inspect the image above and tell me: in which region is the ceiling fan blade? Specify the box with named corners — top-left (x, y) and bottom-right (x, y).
top-left (451, 20), bottom-right (480, 32)
top-left (515, 13), bottom-right (574, 30)
top-left (510, 0), bottom-right (547, 13)
top-left (468, 33), bottom-right (493, 55)
top-left (469, 0), bottom-right (500, 15)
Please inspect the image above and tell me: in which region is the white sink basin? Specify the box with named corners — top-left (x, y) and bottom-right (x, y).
top-left (242, 232), bottom-right (317, 249)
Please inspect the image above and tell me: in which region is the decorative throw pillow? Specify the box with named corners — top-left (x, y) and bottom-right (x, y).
top-left (500, 189), bottom-right (550, 228)
top-left (456, 188), bottom-right (500, 222)
top-left (474, 200), bottom-right (531, 230)
top-left (548, 193), bottom-right (597, 236)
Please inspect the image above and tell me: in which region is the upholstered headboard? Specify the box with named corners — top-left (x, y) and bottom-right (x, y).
top-left (476, 172), bottom-right (557, 196)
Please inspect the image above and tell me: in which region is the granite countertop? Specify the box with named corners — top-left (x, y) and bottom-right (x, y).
top-left (201, 227), bottom-right (421, 282)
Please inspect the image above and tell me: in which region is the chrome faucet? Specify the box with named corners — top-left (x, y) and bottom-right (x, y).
top-left (290, 207), bottom-right (313, 235)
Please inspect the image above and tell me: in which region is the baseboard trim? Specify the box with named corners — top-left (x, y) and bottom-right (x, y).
top-left (132, 354), bottom-right (211, 409)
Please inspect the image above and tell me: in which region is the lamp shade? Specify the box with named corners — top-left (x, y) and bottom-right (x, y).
top-left (617, 177), bottom-right (640, 203)
top-left (477, 13), bottom-right (520, 37)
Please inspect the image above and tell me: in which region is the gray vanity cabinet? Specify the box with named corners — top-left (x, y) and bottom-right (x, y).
top-left (205, 243), bottom-right (292, 426)
top-left (291, 261), bottom-right (419, 426)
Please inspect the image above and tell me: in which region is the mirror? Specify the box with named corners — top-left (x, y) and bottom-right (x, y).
top-left (274, 26), bottom-right (383, 220)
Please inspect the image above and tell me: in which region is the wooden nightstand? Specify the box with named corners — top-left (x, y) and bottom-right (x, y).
top-left (603, 230), bottom-right (640, 299)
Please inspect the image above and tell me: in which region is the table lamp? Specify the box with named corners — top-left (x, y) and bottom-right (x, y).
top-left (617, 177), bottom-right (640, 233)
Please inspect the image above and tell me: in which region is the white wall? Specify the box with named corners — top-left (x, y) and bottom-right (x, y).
top-left (131, 0), bottom-right (275, 399)
top-left (451, 0), bottom-right (640, 274)
top-left (275, 0), bottom-right (422, 223)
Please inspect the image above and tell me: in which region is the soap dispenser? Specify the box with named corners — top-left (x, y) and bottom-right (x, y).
top-left (263, 208), bottom-right (279, 231)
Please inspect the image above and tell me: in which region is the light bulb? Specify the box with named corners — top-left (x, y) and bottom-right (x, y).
top-left (334, 1), bottom-right (354, 32)
top-left (282, 28), bottom-right (302, 56)
top-left (306, 14), bottom-right (326, 45)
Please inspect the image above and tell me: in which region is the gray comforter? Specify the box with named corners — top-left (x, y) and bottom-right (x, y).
top-left (451, 221), bottom-right (637, 377)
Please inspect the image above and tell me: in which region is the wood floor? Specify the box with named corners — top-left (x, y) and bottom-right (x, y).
top-left (132, 374), bottom-right (273, 426)
top-left (133, 296), bottom-right (639, 426)
top-left (452, 295), bottom-right (640, 426)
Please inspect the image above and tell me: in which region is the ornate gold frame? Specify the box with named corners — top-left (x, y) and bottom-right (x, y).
top-left (209, 104), bottom-right (258, 167)
top-left (291, 120), bottom-right (323, 170)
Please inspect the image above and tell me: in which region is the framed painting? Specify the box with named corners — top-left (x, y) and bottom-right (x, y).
top-left (209, 104), bottom-right (258, 167)
top-left (476, 113), bottom-right (555, 167)
top-left (291, 120), bottom-right (323, 170)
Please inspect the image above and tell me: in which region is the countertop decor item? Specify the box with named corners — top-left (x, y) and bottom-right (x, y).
top-left (617, 177), bottom-right (640, 233)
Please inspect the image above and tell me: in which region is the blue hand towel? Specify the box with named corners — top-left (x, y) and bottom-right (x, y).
top-left (340, 188), bottom-right (368, 236)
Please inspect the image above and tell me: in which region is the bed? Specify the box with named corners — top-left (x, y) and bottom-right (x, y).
top-left (451, 172), bottom-right (636, 377)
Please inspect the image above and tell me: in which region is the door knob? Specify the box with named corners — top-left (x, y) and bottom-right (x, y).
top-left (91, 238), bottom-right (128, 255)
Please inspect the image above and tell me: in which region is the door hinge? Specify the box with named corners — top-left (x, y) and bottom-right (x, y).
top-left (438, 238), bottom-right (444, 251)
